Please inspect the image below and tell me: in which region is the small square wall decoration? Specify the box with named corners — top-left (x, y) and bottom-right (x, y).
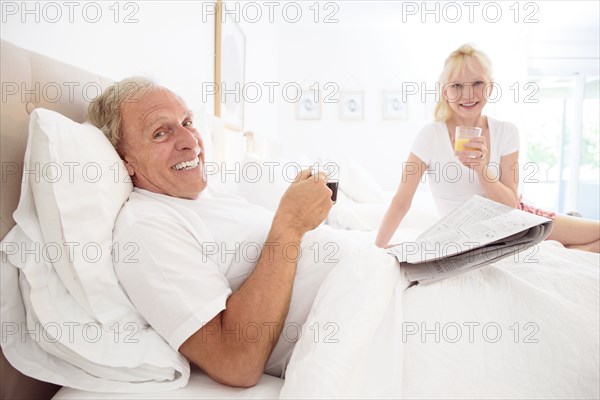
top-left (339, 91), bottom-right (364, 120)
top-left (382, 91), bottom-right (409, 120)
top-left (297, 90), bottom-right (321, 120)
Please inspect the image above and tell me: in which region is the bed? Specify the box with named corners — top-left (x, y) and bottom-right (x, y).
top-left (1, 39), bottom-right (599, 400)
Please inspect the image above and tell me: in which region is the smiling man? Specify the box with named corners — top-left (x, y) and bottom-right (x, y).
top-left (118, 84), bottom-right (207, 199)
top-left (87, 77), bottom-right (335, 387)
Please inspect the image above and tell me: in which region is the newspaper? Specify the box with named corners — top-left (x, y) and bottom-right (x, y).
top-left (388, 195), bottom-right (554, 284)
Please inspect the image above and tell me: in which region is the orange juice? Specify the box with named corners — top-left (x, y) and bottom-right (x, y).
top-left (455, 126), bottom-right (482, 152)
top-left (455, 138), bottom-right (471, 151)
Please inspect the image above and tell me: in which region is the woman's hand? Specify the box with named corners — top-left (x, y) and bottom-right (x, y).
top-left (455, 136), bottom-right (488, 175)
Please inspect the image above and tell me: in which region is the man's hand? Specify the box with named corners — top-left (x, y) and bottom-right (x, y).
top-left (272, 169), bottom-right (333, 236)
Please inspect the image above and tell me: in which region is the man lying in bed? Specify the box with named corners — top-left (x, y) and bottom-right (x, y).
top-left (87, 77), bottom-right (343, 387)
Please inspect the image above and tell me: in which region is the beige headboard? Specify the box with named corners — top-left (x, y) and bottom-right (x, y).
top-left (0, 39), bottom-right (112, 400)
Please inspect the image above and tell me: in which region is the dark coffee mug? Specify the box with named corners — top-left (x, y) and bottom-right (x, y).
top-left (326, 181), bottom-right (338, 204)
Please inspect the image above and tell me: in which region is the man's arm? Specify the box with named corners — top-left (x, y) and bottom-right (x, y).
top-left (179, 170), bottom-right (332, 387)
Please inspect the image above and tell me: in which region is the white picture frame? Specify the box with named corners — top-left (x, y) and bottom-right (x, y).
top-left (382, 91), bottom-right (409, 120)
top-left (339, 91), bottom-right (364, 120)
top-left (215, 3), bottom-right (246, 130)
top-left (296, 90), bottom-right (321, 120)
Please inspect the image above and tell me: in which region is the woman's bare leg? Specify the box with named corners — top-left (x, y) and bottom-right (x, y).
top-left (546, 215), bottom-right (600, 253)
top-left (567, 240), bottom-right (600, 253)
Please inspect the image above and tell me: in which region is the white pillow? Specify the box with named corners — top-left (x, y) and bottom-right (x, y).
top-left (331, 156), bottom-right (386, 204)
top-left (0, 108), bottom-right (189, 391)
top-left (235, 153), bottom-right (292, 212)
top-left (326, 189), bottom-right (440, 235)
top-left (27, 108), bottom-right (133, 323)
top-left (326, 191), bottom-right (374, 230)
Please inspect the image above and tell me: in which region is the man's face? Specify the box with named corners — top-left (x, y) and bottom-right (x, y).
top-left (119, 87), bottom-right (207, 199)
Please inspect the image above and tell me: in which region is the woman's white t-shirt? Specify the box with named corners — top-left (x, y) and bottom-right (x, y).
top-left (410, 117), bottom-right (520, 216)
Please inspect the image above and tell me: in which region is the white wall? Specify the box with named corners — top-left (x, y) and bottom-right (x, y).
top-left (233, 1), bottom-right (535, 189)
top-left (237, 1), bottom-right (598, 191)
top-left (2, 1), bottom-right (597, 192)
top-left (1, 1), bottom-right (215, 112)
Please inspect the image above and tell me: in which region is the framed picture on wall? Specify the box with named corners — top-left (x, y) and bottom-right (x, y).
top-left (382, 91), bottom-right (409, 120)
top-left (339, 91), bottom-right (364, 120)
top-left (215, 0), bottom-right (246, 130)
top-left (296, 90), bottom-right (321, 120)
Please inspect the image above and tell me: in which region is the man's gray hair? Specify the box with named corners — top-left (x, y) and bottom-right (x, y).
top-left (87, 77), bottom-right (158, 151)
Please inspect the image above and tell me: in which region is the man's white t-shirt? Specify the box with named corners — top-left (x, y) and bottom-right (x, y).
top-left (410, 117), bottom-right (520, 216)
top-left (112, 187), bottom-right (341, 377)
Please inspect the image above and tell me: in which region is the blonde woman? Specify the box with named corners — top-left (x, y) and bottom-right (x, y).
top-left (376, 44), bottom-right (599, 253)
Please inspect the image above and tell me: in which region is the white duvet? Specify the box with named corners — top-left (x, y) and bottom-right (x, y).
top-left (281, 229), bottom-right (600, 399)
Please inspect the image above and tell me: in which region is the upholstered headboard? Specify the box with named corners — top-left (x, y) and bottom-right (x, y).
top-left (0, 39), bottom-right (112, 400)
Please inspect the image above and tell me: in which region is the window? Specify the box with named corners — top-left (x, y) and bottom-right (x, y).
top-left (521, 75), bottom-right (599, 219)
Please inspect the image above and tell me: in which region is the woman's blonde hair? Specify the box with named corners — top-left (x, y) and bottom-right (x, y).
top-left (433, 44), bottom-right (493, 122)
top-left (87, 77), bottom-right (158, 151)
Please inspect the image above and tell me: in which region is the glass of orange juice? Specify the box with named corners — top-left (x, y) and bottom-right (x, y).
top-left (455, 126), bottom-right (482, 155)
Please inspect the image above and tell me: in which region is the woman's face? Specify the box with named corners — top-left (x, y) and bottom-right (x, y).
top-left (443, 60), bottom-right (492, 122)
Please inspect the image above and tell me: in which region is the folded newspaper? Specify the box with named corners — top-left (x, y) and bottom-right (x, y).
top-left (388, 195), bottom-right (554, 284)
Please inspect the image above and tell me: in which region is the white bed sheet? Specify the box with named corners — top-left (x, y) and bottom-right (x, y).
top-left (53, 369), bottom-right (283, 399)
